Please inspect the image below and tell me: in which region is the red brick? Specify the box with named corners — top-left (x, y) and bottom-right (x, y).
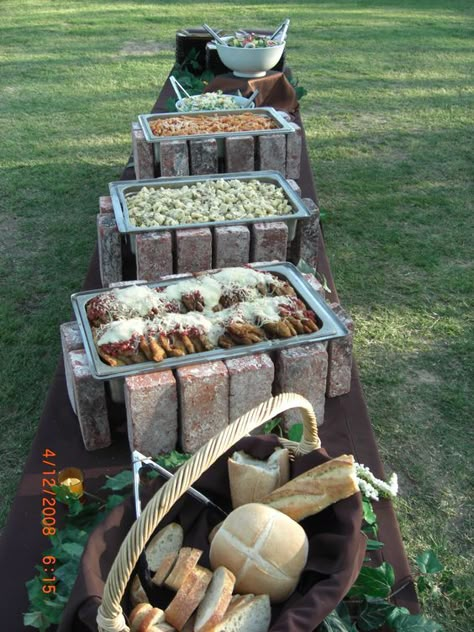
top-left (136, 231), bottom-right (173, 280)
top-left (250, 221), bottom-right (288, 263)
top-left (132, 122), bottom-right (155, 180)
top-left (99, 195), bottom-right (113, 214)
top-left (60, 321), bottom-right (84, 414)
top-left (69, 349), bottom-right (111, 450)
top-left (225, 354), bottom-right (274, 427)
top-left (286, 123), bottom-right (302, 179)
top-left (256, 134), bottom-right (286, 175)
top-left (159, 140), bottom-right (189, 177)
top-left (326, 303), bottom-right (354, 398)
top-left (176, 227), bottom-right (212, 273)
top-left (224, 136), bottom-right (255, 173)
top-left (189, 138), bottom-right (218, 175)
top-left (176, 361), bottom-right (229, 453)
top-left (125, 371), bottom-right (178, 454)
top-left (97, 213), bottom-right (122, 287)
top-left (274, 342), bottom-right (328, 428)
top-left (302, 272), bottom-right (326, 299)
top-left (213, 225), bottom-right (250, 268)
top-left (290, 198), bottom-right (321, 269)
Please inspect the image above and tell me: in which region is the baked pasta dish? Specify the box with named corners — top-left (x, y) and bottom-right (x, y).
top-left (149, 111), bottom-right (278, 138)
top-left (86, 268), bottom-right (319, 367)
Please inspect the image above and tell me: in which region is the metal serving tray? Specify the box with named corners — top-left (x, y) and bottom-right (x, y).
top-left (138, 107), bottom-right (294, 144)
top-left (109, 170), bottom-right (310, 238)
top-left (71, 262), bottom-right (349, 381)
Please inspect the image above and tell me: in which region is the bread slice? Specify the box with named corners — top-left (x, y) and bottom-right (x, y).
top-left (146, 523), bottom-right (184, 573)
top-left (165, 547), bottom-right (203, 591)
top-left (261, 454), bottom-right (359, 522)
top-left (228, 448), bottom-right (290, 508)
top-left (165, 566), bottom-right (212, 630)
top-left (194, 566), bottom-right (236, 632)
top-left (138, 607), bottom-right (166, 632)
top-left (152, 551), bottom-right (179, 587)
top-left (209, 594), bottom-right (271, 632)
top-left (130, 575), bottom-right (148, 607)
top-left (148, 624), bottom-right (176, 632)
top-left (129, 602), bottom-right (152, 632)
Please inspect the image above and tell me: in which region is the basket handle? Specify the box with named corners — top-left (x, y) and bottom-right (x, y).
top-left (97, 392), bottom-right (320, 632)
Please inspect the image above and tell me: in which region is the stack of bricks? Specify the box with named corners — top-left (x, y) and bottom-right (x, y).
top-left (60, 321), bottom-right (111, 451)
top-left (60, 275), bottom-right (354, 454)
top-left (132, 121), bottom-right (302, 179)
top-left (96, 188), bottom-right (320, 286)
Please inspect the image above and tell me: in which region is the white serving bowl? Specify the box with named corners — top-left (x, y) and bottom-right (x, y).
top-left (175, 94), bottom-right (255, 112)
top-left (215, 36), bottom-right (285, 78)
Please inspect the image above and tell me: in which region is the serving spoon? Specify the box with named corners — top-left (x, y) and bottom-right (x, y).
top-left (202, 23), bottom-right (228, 46)
top-left (270, 18), bottom-right (290, 42)
top-left (244, 88), bottom-right (259, 108)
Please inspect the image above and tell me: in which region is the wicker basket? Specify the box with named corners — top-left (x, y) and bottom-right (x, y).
top-left (63, 393), bottom-right (364, 632)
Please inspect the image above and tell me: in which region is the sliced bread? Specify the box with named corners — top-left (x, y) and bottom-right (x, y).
top-left (129, 602), bottom-right (152, 632)
top-left (165, 547), bottom-right (203, 591)
top-left (152, 551), bottom-right (179, 587)
top-left (146, 523), bottom-right (184, 573)
top-left (209, 594), bottom-right (271, 632)
top-left (130, 575), bottom-right (148, 607)
top-left (194, 566), bottom-right (236, 632)
top-left (165, 566), bottom-right (212, 630)
top-left (138, 606), bottom-right (166, 632)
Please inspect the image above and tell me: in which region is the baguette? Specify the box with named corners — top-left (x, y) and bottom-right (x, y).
top-left (130, 575), bottom-right (148, 607)
top-left (228, 448), bottom-right (290, 508)
top-left (165, 566), bottom-right (212, 630)
top-left (261, 454), bottom-right (359, 521)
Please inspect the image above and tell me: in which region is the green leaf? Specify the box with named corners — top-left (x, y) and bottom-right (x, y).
top-left (366, 538), bottom-right (384, 551)
top-left (263, 417), bottom-right (282, 435)
top-left (287, 423), bottom-right (303, 442)
top-left (416, 550), bottom-right (444, 575)
top-left (362, 498), bottom-right (377, 525)
top-left (358, 597), bottom-right (397, 630)
top-left (102, 470), bottom-right (133, 491)
top-left (348, 562), bottom-right (395, 599)
top-left (155, 450), bottom-right (191, 470)
top-left (61, 541), bottom-right (84, 561)
top-left (319, 609), bottom-right (354, 632)
top-left (388, 612), bottom-right (444, 631)
top-left (55, 559), bottom-right (80, 592)
top-left (23, 611), bottom-right (51, 632)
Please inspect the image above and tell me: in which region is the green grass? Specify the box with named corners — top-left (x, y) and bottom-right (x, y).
top-left (1, 0), bottom-right (473, 629)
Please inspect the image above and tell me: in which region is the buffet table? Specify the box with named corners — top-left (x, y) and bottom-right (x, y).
top-left (0, 77), bottom-right (419, 631)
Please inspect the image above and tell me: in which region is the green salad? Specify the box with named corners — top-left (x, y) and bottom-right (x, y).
top-left (177, 90), bottom-right (244, 112)
top-left (227, 33), bottom-right (280, 48)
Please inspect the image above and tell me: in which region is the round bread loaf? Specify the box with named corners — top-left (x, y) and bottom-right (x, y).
top-left (209, 503), bottom-right (308, 603)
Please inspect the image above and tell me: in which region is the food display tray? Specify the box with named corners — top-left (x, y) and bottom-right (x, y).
top-left (138, 106), bottom-right (294, 144)
top-left (71, 262), bottom-right (349, 380)
top-left (108, 170), bottom-right (311, 236)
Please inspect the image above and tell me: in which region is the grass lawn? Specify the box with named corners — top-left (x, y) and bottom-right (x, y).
top-left (0, 0), bottom-right (472, 629)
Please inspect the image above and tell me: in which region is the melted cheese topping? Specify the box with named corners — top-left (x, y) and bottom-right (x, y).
top-left (96, 318), bottom-right (147, 345)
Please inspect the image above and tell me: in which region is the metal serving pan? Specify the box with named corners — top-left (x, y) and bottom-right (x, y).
top-left (108, 170), bottom-right (311, 240)
top-left (71, 262), bottom-right (349, 381)
top-left (138, 106), bottom-right (294, 144)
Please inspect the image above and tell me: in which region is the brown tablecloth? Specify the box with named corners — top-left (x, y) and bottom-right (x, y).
top-left (205, 70), bottom-right (299, 113)
top-left (0, 75), bottom-right (418, 631)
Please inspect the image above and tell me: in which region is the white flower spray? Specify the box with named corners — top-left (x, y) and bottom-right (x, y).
top-left (355, 463), bottom-right (398, 501)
